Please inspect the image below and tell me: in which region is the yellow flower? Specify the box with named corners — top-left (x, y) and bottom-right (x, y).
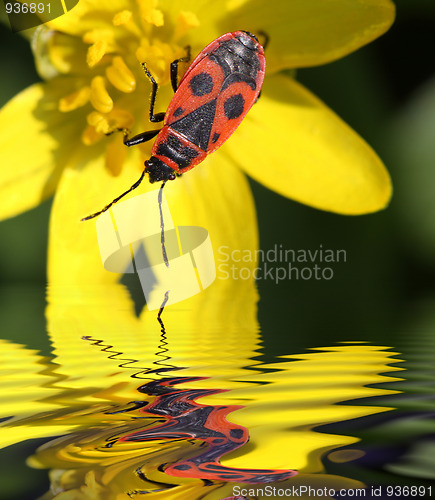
top-left (0, 0), bottom-right (394, 233)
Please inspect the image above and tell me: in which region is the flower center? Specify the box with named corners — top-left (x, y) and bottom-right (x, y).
top-left (53, 0), bottom-right (199, 174)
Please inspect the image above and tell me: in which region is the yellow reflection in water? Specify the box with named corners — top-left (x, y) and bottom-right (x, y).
top-left (216, 343), bottom-right (403, 473)
top-left (0, 321), bottom-right (403, 499)
top-left (1, 215), bottom-right (403, 499)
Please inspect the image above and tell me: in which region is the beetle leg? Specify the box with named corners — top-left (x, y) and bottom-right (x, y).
top-left (105, 127), bottom-right (161, 146)
top-left (123, 128), bottom-right (161, 147)
top-left (141, 63), bottom-right (166, 123)
top-left (170, 45), bottom-right (191, 93)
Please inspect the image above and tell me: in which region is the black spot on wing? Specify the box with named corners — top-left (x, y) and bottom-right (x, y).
top-left (156, 134), bottom-right (199, 170)
top-left (171, 99), bottom-right (217, 151)
top-left (173, 107), bottom-right (184, 117)
top-left (189, 72), bottom-right (214, 96)
top-left (172, 464), bottom-right (191, 471)
top-left (212, 132), bottom-right (220, 143)
top-left (221, 72), bottom-right (256, 91)
top-left (224, 94), bottom-right (245, 120)
top-left (229, 428), bottom-right (244, 439)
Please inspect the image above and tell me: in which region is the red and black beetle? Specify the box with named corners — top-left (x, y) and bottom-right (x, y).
top-left (83, 31), bottom-right (266, 221)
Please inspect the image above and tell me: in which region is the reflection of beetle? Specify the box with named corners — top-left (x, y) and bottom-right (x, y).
top-left (82, 31), bottom-right (266, 221)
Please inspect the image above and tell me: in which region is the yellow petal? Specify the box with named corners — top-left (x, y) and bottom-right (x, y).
top-left (0, 82), bottom-right (83, 221)
top-left (227, 0), bottom-right (395, 72)
top-left (224, 74), bottom-right (391, 215)
top-left (48, 150), bottom-right (142, 286)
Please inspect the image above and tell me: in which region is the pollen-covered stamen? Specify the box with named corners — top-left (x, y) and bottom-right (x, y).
top-left (105, 136), bottom-right (128, 176)
top-left (87, 111), bottom-right (111, 134)
top-left (78, 1), bottom-right (201, 163)
top-left (90, 76), bottom-right (113, 113)
top-left (173, 11), bottom-right (200, 41)
top-left (87, 40), bottom-right (108, 68)
top-left (107, 108), bottom-right (135, 131)
top-left (136, 39), bottom-right (183, 86)
top-left (112, 10), bottom-right (142, 37)
top-left (82, 109), bottom-right (135, 145)
top-left (59, 87), bottom-right (91, 112)
top-left (106, 56), bottom-right (136, 93)
top-left (113, 10), bottom-right (132, 25)
top-left (83, 29), bottom-right (115, 68)
top-left (137, 0), bottom-right (164, 27)
top-left (82, 125), bottom-right (103, 146)
top-left (83, 29), bottom-right (114, 45)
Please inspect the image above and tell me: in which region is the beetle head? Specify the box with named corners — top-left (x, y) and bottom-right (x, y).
top-left (145, 157), bottom-right (177, 183)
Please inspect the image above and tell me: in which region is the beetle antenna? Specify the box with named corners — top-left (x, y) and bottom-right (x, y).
top-left (157, 290), bottom-right (170, 330)
top-left (81, 169), bottom-right (147, 221)
top-left (158, 180), bottom-right (169, 267)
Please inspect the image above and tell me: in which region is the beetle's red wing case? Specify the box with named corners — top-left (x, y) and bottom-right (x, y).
top-left (164, 57), bottom-right (227, 153)
top-left (208, 76), bottom-right (263, 153)
top-left (176, 32), bottom-right (237, 87)
top-left (164, 31), bottom-right (265, 160)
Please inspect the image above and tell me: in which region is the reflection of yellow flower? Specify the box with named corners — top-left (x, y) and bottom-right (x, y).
top-left (0, 337), bottom-right (403, 499)
top-left (0, 0), bottom-right (394, 233)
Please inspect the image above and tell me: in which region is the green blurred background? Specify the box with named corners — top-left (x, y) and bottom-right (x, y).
top-left (1, 0), bottom-right (435, 353)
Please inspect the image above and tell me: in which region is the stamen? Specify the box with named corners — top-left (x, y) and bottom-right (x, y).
top-left (136, 40), bottom-right (178, 85)
top-left (113, 9), bottom-right (142, 37)
top-left (87, 109), bottom-right (135, 134)
top-left (113, 10), bottom-right (133, 26)
top-left (60, 1), bottom-right (202, 181)
top-left (90, 76), bottom-right (114, 113)
top-left (106, 56), bottom-right (136, 93)
top-left (138, 0), bottom-right (164, 27)
top-left (83, 108), bottom-right (135, 145)
top-left (105, 136), bottom-right (128, 176)
top-left (87, 40), bottom-right (108, 67)
top-left (59, 87), bottom-right (90, 112)
top-left (83, 29), bottom-right (113, 45)
top-left (106, 109), bottom-right (135, 130)
top-left (87, 111), bottom-right (110, 133)
top-left (82, 125), bottom-right (103, 145)
top-left (173, 11), bottom-right (200, 41)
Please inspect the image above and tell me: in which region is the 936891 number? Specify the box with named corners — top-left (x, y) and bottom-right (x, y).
top-left (386, 485), bottom-right (432, 497)
top-left (5, 3), bottom-right (50, 14)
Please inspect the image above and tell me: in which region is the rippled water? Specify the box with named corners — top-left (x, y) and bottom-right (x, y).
top-left (1, 286), bottom-right (434, 500)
